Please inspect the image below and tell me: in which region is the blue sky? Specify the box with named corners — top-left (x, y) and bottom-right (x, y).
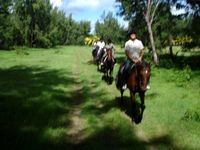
top-left (50, 0), bottom-right (186, 33)
top-left (50, 0), bottom-right (128, 32)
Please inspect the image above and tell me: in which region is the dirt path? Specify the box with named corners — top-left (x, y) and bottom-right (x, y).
top-left (66, 50), bottom-right (86, 144)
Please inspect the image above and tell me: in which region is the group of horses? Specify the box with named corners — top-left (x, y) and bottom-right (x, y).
top-left (92, 46), bottom-right (116, 84)
top-left (92, 46), bottom-right (151, 124)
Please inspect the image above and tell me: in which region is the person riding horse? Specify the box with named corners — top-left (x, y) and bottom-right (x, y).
top-left (100, 39), bottom-right (116, 83)
top-left (100, 38), bottom-right (116, 66)
top-left (96, 37), bottom-right (105, 62)
top-left (92, 37), bottom-right (105, 63)
top-left (116, 29), bottom-right (151, 123)
top-left (120, 29), bottom-right (150, 90)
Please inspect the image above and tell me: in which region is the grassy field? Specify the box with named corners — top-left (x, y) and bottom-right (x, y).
top-left (0, 46), bottom-right (200, 150)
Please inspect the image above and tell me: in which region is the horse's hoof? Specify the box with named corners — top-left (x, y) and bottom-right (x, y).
top-left (141, 105), bottom-right (146, 110)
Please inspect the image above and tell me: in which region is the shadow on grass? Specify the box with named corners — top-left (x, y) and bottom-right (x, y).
top-left (158, 54), bottom-right (200, 70)
top-left (0, 65), bottom-right (191, 150)
top-left (101, 75), bottom-right (114, 85)
top-left (0, 66), bottom-right (79, 149)
top-left (115, 96), bottom-right (145, 124)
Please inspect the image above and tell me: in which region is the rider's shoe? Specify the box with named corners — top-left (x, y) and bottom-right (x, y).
top-left (146, 85), bottom-right (150, 90)
top-left (122, 84), bottom-right (127, 90)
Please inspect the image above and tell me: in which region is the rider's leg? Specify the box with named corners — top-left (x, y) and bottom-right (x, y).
top-left (122, 59), bottom-right (131, 89)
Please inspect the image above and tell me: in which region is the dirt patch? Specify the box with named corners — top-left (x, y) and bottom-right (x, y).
top-left (66, 50), bottom-right (86, 144)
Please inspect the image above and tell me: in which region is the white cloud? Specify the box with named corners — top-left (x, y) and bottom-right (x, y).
top-left (62, 0), bottom-right (116, 12)
top-left (50, 0), bottom-right (62, 8)
top-left (67, 0), bottom-right (100, 9)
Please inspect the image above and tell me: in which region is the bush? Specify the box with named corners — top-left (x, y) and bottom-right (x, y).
top-left (166, 65), bottom-right (192, 87)
top-left (182, 105), bottom-right (200, 122)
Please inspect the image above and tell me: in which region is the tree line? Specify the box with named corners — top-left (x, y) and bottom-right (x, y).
top-left (0, 0), bottom-right (92, 49)
top-left (0, 0), bottom-right (200, 64)
top-left (0, 0), bottom-right (126, 49)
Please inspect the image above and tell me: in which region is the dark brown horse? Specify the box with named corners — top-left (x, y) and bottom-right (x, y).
top-left (116, 61), bottom-right (151, 123)
top-left (102, 48), bottom-right (115, 84)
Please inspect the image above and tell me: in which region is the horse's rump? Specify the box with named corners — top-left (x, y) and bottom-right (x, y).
top-left (92, 45), bottom-right (99, 60)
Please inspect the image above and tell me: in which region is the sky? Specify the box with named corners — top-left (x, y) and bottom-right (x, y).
top-left (50, 0), bottom-right (128, 32)
top-left (50, 0), bottom-right (186, 33)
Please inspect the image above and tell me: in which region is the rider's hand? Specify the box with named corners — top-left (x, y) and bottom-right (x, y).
top-left (134, 59), bottom-right (140, 64)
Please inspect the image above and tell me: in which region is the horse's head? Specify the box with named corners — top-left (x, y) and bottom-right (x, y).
top-left (137, 62), bottom-right (151, 91)
top-left (106, 48), bottom-right (112, 60)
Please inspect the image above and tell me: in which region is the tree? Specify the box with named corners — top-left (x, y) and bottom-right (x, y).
top-left (116, 0), bottom-right (161, 64)
top-left (186, 0), bottom-right (200, 46)
top-left (13, 0), bottom-right (52, 47)
top-left (95, 11), bottom-right (125, 44)
top-left (0, 0), bottom-right (14, 49)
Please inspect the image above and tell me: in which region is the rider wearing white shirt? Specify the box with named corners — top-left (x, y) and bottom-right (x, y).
top-left (125, 31), bottom-right (144, 64)
top-left (96, 38), bottom-right (105, 56)
top-left (122, 29), bottom-right (150, 90)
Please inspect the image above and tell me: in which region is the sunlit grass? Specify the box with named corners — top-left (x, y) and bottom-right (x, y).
top-left (0, 46), bottom-right (200, 149)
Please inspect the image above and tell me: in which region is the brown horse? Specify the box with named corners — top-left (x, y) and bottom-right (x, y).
top-left (102, 48), bottom-right (115, 84)
top-left (116, 61), bottom-right (151, 123)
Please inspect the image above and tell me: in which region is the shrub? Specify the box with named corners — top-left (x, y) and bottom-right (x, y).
top-left (182, 105), bottom-right (200, 122)
top-left (167, 65), bottom-right (192, 87)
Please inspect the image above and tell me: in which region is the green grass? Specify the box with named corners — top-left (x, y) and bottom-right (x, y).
top-left (0, 46), bottom-right (200, 150)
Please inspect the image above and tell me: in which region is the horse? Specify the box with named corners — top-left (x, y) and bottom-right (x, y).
top-left (102, 48), bottom-right (115, 84)
top-left (92, 45), bottom-right (99, 63)
top-left (116, 61), bottom-right (151, 123)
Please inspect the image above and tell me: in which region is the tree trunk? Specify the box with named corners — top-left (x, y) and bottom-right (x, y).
top-left (146, 21), bottom-right (159, 65)
top-left (169, 34), bottom-right (174, 59)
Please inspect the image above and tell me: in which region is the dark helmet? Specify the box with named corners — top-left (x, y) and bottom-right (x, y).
top-left (128, 29), bottom-right (137, 36)
top-left (100, 37), bottom-right (104, 41)
top-left (107, 38), bottom-right (112, 44)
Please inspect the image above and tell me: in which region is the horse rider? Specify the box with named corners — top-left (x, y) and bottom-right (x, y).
top-left (101, 38), bottom-right (116, 65)
top-left (96, 37), bottom-right (105, 61)
top-left (121, 29), bottom-right (150, 90)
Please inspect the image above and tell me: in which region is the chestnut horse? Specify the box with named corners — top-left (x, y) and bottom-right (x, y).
top-left (102, 48), bottom-right (115, 83)
top-left (116, 61), bottom-right (151, 123)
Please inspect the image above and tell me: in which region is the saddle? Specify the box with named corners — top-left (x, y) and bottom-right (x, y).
top-left (118, 62), bottom-right (138, 87)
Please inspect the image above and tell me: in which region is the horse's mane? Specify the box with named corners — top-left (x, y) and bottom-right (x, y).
top-left (137, 61), bottom-right (150, 70)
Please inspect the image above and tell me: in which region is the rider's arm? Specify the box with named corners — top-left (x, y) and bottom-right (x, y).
top-left (138, 40), bottom-right (144, 62)
top-left (139, 48), bottom-right (144, 61)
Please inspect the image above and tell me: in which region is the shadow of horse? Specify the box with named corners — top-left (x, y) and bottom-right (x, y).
top-left (102, 75), bottom-right (114, 85)
top-left (116, 96), bottom-right (144, 124)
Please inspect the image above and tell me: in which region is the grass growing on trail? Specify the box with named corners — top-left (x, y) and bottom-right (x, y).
top-left (0, 46), bottom-right (200, 150)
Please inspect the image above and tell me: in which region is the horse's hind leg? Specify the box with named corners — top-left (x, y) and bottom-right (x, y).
top-left (120, 89), bottom-right (124, 105)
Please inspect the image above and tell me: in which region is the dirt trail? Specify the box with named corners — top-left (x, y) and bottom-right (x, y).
top-left (66, 50), bottom-right (86, 144)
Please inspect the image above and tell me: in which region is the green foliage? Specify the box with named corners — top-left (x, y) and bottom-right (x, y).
top-left (182, 105), bottom-right (200, 122)
top-left (0, 0), bottom-right (91, 49)
top-left (0, 0), bottom-right (14, 49)
top-left (95, 11), bottom-right (126, 44)
top-left (166, 65), bottom-right (192, 87)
